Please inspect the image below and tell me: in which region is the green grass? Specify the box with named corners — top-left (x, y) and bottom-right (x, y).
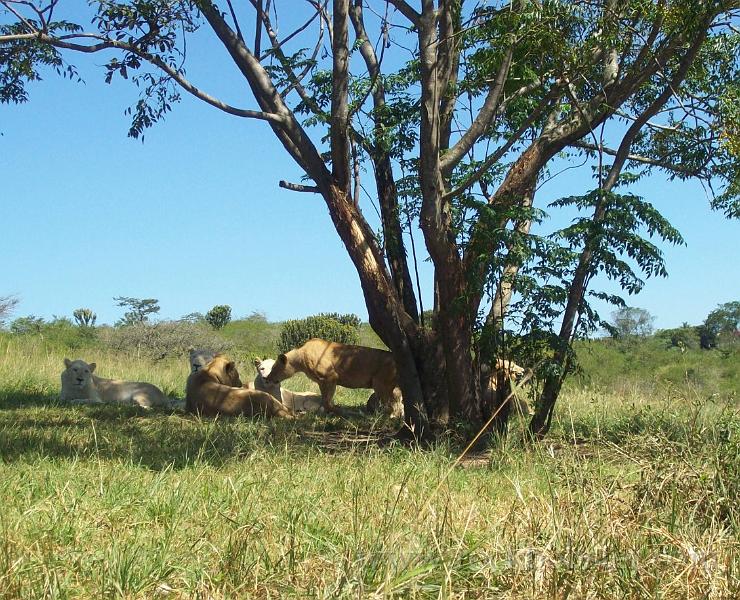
top-left (0, 333), bottom-right (739, 598)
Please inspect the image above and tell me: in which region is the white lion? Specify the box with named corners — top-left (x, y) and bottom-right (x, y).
top-left (189, 348), bottom-right (216, 373)
top-left (60, 358), bottom-right (182, 409)
top-left (253, 358), bottom-right (324, 413)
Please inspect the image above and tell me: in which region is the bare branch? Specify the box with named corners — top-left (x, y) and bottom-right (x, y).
top-left (440, 45), bottom-right (514, 176)
top-left (279, 180), bottom-right (320, 193)
top-left (571, 141), bottom-right (701, 177)
top-left (385, 0), bottom-right (420, 26)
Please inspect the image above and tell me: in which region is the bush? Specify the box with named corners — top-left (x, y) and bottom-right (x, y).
top-left (656, 325), bottom-right (699, 350)
top-left (316, 312), bottom-right (361, 328)
top-left (10, 315), bottom-right (45, 335)
top-left (101, 321), bottom-right (232, 360)
top-left (278, 314), bottom-right (360, 353)
top-left (205, 305), bottom-right (232, 330)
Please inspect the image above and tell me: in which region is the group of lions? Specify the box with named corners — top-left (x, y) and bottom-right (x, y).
top-left (60, 337), bottom-right (532, 419)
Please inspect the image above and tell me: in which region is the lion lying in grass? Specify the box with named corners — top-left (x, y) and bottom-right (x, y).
top-left (185, 354), bottom-right (294, 418)
top-left (254, 358), bottom-right (323, 413)
top-left (264, 338), bottom-right (403, 416)
top-left (60, 358), bottom-right (180, 409)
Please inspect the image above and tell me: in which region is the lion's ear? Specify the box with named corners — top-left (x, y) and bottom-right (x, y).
top-left (277, 354), bottom-right (287, 365)
top-left (89, 363), bottom-right (96, 373)
top-left (253, 358), bottom-right (261, 367)
top-left (64, 358), bottom-right (72, 368)
top-left (226, 361), bottom-right (236, 372)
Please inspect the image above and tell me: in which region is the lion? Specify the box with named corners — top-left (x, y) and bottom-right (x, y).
top-left (264, 338), bottom-right (402, 416)
top-left (60, 358), bottom-right (180, 409)
top-left (253, 358), bottom-right (324, 413)
top-left (365, 358), bottom-right (532, 418)
top-left (481, 359), bottom-right (533, 416)
top-left (185, 353), bottom-right (294, 418)
top-left (189, 348), bottom-right (216, 373)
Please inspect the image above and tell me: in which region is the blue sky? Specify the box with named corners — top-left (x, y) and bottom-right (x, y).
top-left (1, 7), bottom-right (738, 330)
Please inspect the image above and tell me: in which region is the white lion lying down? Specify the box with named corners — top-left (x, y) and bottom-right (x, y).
top-left (253, 358), bottom-right (324, 413)
top-left (60, 358), bottom-right (182, 409)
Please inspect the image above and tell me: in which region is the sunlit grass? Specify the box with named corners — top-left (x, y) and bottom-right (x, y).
top-left (0, 334), bottom-right (738, 598)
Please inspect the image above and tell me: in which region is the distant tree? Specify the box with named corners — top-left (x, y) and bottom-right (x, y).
top-left (10, 315), bottom-right (45, 335)
top-left (205, 305), bottom-right (232, 330)
top-left (73, 308), bottom-right (97, 327)
top-left (698, 301), bottom-right (740, 349)
top-left (179, 312), bottom-right (205, 324)
top-left (245, 310), bottom-right (268, 323)
top-left (114, 296), bottom-right (160, 326)
top-left (609, 307), bottom-right (655, 339)
top-left (0, 295), bottom-right (19, 326)
top-left (657, 325), bottom-right (699, 351)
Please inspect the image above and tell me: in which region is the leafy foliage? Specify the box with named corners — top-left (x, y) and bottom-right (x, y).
top-left (9, 315), bottom-right (45, 335)
top-left (278, 314), bottom-right (360, 354)
top-left (698, 301), bottom-right (740, 349)
top-left (205, 305), bottom-right (232, 330)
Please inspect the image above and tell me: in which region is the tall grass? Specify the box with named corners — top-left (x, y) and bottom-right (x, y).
top-left (0, 333), bottom-right (738, 598)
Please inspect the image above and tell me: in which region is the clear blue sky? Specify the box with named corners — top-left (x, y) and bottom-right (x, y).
top-left (1, 7), bottom-right (738, 330)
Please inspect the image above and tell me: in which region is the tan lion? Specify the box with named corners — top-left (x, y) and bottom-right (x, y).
top-left (265, 338), bottom-right (402, 416)
top-left (185, 354), bottom-right (294, 418)
top-left (481, 359), bottom-right (533, 416)
top-left (254, 358), bottom-right (324, 413)
top-left (60, 358), bottom-right (180, 409)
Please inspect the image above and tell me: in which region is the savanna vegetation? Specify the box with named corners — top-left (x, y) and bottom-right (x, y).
top-left (3, 1), bottom-right (738, 439)
top-left (0, 312), bottom-right (737, 597)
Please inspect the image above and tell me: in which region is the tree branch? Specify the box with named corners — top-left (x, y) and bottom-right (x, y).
top-left (440, 45), bottom-right (513, 176)
top-left (279, 180), bottom-right (320, 193)
top-left (3, 30), bottom-right (286, 124)
top-left (330, 0), bottom-right (351, 193)
top-left (385, 0), bottom-right (420, 26)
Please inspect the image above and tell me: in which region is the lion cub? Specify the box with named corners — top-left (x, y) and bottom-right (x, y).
top-left (185, 354), bottom-right (294, 418)
top-left (60, 358), bottom-right (177, 408)
top-left (265, 338), bottom-right (401, 415)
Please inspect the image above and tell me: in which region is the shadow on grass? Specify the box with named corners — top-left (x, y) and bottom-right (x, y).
top-left (0, 392), bottom-right (397, 471)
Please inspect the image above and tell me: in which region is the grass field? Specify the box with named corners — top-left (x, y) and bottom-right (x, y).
top-left (0, 331), bottom-right (738, 598)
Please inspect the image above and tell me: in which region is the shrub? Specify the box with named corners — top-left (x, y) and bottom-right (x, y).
top-left (101, 321), bottom-right (231, 360)
top-left (10, 315), bottom-right (45, 335)
top-left (656, 325), bottom-right (699, 350)
top-left (205, 305), bottom-right (232, 330)
top-left (278, 314), bottom-right (360, 353)
top-left (316, 312), bottom-right (361, 328)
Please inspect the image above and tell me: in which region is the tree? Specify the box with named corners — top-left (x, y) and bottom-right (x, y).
top-left (698, 301), bottom-right (740, 349)
top-left (72, 308), bottom-right (97, 327)
top-left (609, 307), bottom-right (655, 339)
top-left (205, 304), bottom-right (232, 330)
top-left (3, 1), bottom-right (738, 440)
top-left (0, 294), bottom-right (19, 326)
top-left (114, 296), bottom-right (160, 326)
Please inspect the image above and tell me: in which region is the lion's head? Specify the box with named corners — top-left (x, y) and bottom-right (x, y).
top-left (253, 358), bottom-right (282, 398)
top-left (189, 348), bottom-right (216, 373)
top-left (61, 358), bottom-right (96, 396)
top-left (202, 354), bottom-right (243, 387)
top-left (264, 353), bottom-right (295, 384)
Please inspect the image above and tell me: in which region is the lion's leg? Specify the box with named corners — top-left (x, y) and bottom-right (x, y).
top-left (318, 381), bottom-right (337, 413)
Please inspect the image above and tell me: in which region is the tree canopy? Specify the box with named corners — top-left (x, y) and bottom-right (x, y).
top-left (2, 1), bottom-right (738, 440)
